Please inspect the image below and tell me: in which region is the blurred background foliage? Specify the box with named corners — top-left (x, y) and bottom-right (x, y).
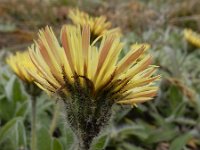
top-left (0, 0), bottom-right (200, 150)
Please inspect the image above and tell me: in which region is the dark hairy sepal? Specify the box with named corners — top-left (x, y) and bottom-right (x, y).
top-left (59, 72), bottom-right (129, 150)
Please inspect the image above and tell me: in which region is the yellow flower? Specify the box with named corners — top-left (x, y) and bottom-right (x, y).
top-left (28, 25), bottom-right (160, 105)
top-left (28, 25), bottom-right (160, 148)
top-left (184, 29), bottom-right (200, 48)
top-left (6, 51), bottom-right (35, 82)
top-left (68, 9), bottom-right (121, 38)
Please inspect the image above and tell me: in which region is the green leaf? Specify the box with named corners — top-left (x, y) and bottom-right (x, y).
top-left (171, 101), bottom-right (186, 118)
top-left (116, 125), bottom-right (148, 140)
top-left (0, 118), bottom-right (19, 143)
top-left (0, 96), bottom-right (16, 121)
top-left (17, 120), bottom-right (27, 148)
top-left (0, 117), bottom-right (27, 149)
top-left (91, 134), bottom-right (108, 150)
top-left (168, 86), bottom-right (183, 110)
top-left (53, 138), bottom-right (63, 150)
top-left (145, 126), bottom-right (178, 144)
top-left (15, 100), bottom-right (29, 117)
top-left (37, 127), bottom-right (52, 150)
top-left (36, 96), bottom-right (53, 129)
top-left (120, 142), bottom-right (144, 150)
top-left (169, 132), bottom-right (193, 150)
top-left (5, 76), bottom-right (26, 102)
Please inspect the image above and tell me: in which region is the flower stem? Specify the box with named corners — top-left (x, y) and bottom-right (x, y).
top-left (31, 96), bottom-right (37, 150)
top-left (50, 103), bottom-right (59, 135)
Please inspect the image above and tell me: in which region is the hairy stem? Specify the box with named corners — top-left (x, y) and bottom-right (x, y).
top-left (31, 96), bottom-right (37, 150)
top-left (50, 103), bottom-right (60, 135)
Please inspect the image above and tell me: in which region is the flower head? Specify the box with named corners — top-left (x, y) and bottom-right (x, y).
top-left (68, 9), bottom-right (121, 39)
top-left (28, 25), bottom-right (160, 148)
top-left (28, 25), bottom-right (159, 105)
top-left (6, 51), bottom-right (35, 82)
top-left (184, 29), bottom-right (200, 48)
